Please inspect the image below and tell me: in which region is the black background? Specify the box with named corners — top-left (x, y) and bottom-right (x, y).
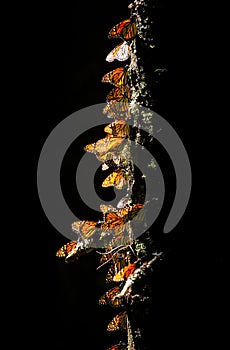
top-left (16, 0), bottom-right (226, 348)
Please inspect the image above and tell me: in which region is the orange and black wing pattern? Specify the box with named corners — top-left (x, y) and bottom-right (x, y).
top-left (107, 311), bottom-right (127, 331)
top-left (102, 67), bottom-right (128, 87)
top-left (106, 41), bottom-right (130, 62)
top-left (102, 168), bottom-right (128, 190)
top-left (102, 211), bottom-right (126, 230)
top-left (100, 203), bottom-right (143, 232)
top-left (113, 262), bottom-right (137, 282)
top-left (84, 135), bottom-right (125, 159)
top-left (104, 203), bottom-right (143, 225)
top-left (56, 240), bottom-right (94, 263)
top-left (104, 120), bottom-right (130, 138)
top-left (71, 220), bottom-right (99, 238)
top-left (99, 285), bottom-right (123, 307)
top-left (103, 102), bottom-right (131, 120)
top-left (108, 18), bottom-right (137, 40)
top-left (105, 247), bottom-right (132, 282)
top-left (56, 240), bottom-right (77, 258)
top-left (107, 342), bottom-right (127, 350)
top-left (106, 86), bottom-right (130, 104)
top-left (103, 85), bottom-right (131, 119)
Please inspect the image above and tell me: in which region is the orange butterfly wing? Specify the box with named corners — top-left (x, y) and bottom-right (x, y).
top-left (107, 342), bottom-right (127, 350)
top-left (99, 286), bottom-right (122, 307)
top-left (101, 204), bottom-right (144, 233)
top-left (106, 86), bottom-right (130, 103)
top-left (108, 18), bottom-right (137, 40)
top-left (107, 311), bottom-right (127, 331)
top-left (84, 135), bottom-right (125, 157)
top-left (104, 247), bottom-right (132, 282)
top-left (71, 220), bottom-right (98, 238)
top-left (103, 212), bottom-right (125, 229)
top-left (102, 67), bottom-right (128, 87)
top-left (113, 262), bottom-right (137, 282)
top-left (115, 203), bottom-right (144, 221)
top-left (56, 241), bottom-right (77, 258)
top-left (103, 86), bottom-right (131, 119)
top-left (102, 168), bottom-right (128, 190)
top-left (56, 240), bottom-right (94, 263)
top-left (103, 102), bottom-right (131, 120)
top-left (104, 120), bottom-right (130, 138)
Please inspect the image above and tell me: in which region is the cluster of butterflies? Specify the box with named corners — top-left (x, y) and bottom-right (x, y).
top-left (56, 15), bottom-right (142, 262)
top-left (56, 240), bottom-right (142, 338)
top-left (102, 16), bottom-right (137, 120)
top-left (84, 119), bottom-right (131, 169)
top-left (56, 202), bottom-right (144, 262)
top-left (56, 12), bottom-right (142, 350)
top-left (98, 244), bottom-right (141, 342)
top-left (66, 16), bottom-right (142, 249)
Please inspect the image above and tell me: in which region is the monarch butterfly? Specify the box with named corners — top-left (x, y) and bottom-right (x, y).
top-left (102, 67), bottom-right (128, 87)
top-left (101, 212), bottom-right (126, 230)
top-left (107, 342), bottom-right (127, 350)
top-left (71, 220), bottom-right (99, 238)
top-left (84, 135), bottom-right (125, 159)
top-left (106, 85), bottom-right (130, 103)
top-left (106, 41), bottom-right (131, 62)
top-left (103, 101), bottom-right (131, 120)
top-left (112, 262), bottom-right (137, 282)
top-left (105, 247), bottom-right (132, 282)
top-left (107, 311), bottom-right (127, 331)
top-left (100, 203), bottom-right (143, 232)
top-left (103, 85), bottom-right (131, 119)
top-left (98, 285), bottom-right (123, 307)
top-left (104, 203), bottom-right (144, 224)
top-left (56, 240), bottom-right (94, 263)
top-left (102, 168), bottom-right (128, 190)
top-left (108, 18), bottom-right (137, 40)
